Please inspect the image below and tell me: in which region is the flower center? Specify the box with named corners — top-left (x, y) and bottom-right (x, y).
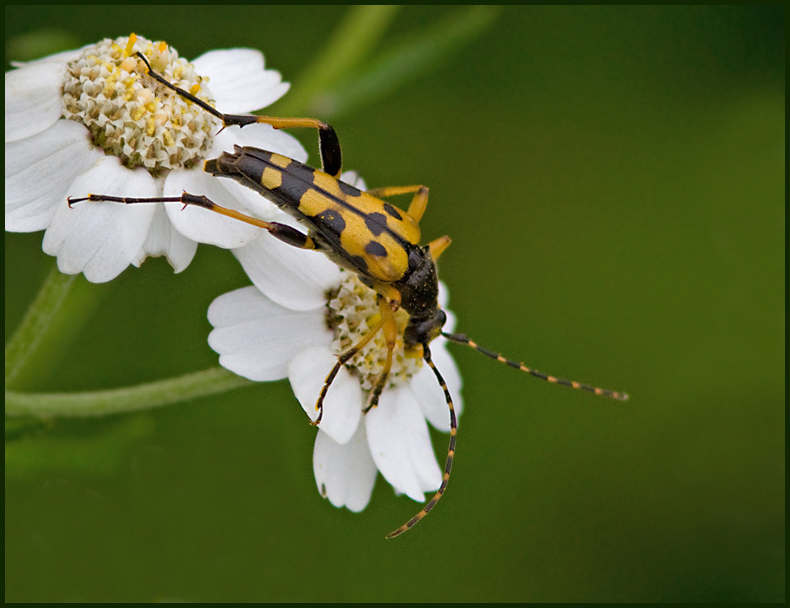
top-left (326, 271), bottom-right (423, 391)
top-left (62, 33), bottom-right (219, 175)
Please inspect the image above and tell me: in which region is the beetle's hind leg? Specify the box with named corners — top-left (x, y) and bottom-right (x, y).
top-left (133, 51), bottom-right (342, 178)
top-left (67, 193), bottom-right (321, 252)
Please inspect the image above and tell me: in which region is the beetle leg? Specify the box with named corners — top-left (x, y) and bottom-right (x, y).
top-left (134, 51), bottom-right (342, 177)
top-left (427, 235), bottom-right (452, 260)
top-left (363, 295), bottom-right (400, 413)
top-left (67, 193), bottom-right (320, 252)
top-left (310, 306), bottom-right (396, 425)
top-left (365, 185), bottom-right (429, 223)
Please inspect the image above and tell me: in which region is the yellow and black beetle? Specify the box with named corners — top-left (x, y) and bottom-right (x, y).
top-left (70, 51), bottom-right (628, 539)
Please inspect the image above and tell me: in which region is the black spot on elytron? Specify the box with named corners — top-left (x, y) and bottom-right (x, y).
top-left (230, 149), bottom-right (277, 187)
top-left (284, 158), bottom-right (317, 185)
top-left (364, 212), bottom-right (387, 236)
top-left (337, 179), bottom-right (361, 197)
top-left (349, 255), bottom-right (368, 272)
top-left (313, 209), bottom-right (346, 236)
top-left (320, 483), bottom-right (327, 497)
top-left (273, 160), bottom-right (314, 202)
top-left (274, 172), bottom-right (310, 202)
top-left (383, 202), bottom-right (403, 221)
top-left (365, 241), bottom-right (388, 257)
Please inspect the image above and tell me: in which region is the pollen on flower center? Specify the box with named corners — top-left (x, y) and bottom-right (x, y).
top-left (62, 34), bottom-right (219, 175)
top-left (326, 271), bottom-right (423, 391)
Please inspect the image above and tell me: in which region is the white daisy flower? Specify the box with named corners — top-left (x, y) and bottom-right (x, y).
top-left (207, 175), bottom-right (463, 514)
top-left (5, 33), bottom-right (306, 283)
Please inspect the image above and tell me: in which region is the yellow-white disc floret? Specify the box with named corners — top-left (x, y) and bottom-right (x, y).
top-left (62, 34), bottom-right (219, 174)
top-left (327, 270), bottom-right (423, 392)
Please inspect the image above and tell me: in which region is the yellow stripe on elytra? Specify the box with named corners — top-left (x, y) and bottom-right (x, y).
top-left (311, 171), bottom-right (345, 199)
top-left (260, 167), bottom-right (283, 190)
top-left (268, 153), bottom-right (291, 169)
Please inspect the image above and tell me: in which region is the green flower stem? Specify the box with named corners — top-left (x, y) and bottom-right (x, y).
top-left (320, 6), bottom-right (499, 118)
top-left (5, 266), bottom-right (74, 386)
top-left (7, 265), bottom-right (90, 390)
top-left (274, 5), bottom-right (400, 117)
top-left (5, 265), bottom-right (107, 392)
top-left (5, 367), bottom-right (252, 418)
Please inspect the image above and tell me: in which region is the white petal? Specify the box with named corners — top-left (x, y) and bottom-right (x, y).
top-left (164, 167), bottom-right (264, 248)
top-left (210, 122), bottom-right (308, 167)
top-left (410, 342), bottom-right (464, 432)
top-left (42, 157), bottom-right (157, 283)
top-left (233, 234), bottom-right (341, 312)
top-left (5, 61), bottom-right (67, 142)
top-left (314, 424), bottom-right (377, 512)
top-left (366, 386), bottom-right (442, 501)
top-left (5, 120), bottom-right (102, 232)
top-left (288, 346), bottom-right (363, 445)
top-left (231, 123), bottom-right (309, 165)
top-left (132, 204), bottom-right (197, 272)
top-left (207, 286), bottom-right (332, 381)
top-left (192, 49), bottom-right (290, 113)
top-left (11, 47), bottom-right (86, 68)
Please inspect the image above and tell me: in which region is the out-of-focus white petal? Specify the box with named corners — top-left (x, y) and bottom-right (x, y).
top-left (340, 171), bottom-right (367, 192)
top-left (164, 167), bottom-right (265, 248)
top-left (366, 386), bottom-right (442, 501)
top-left (314, 423), bottom-right (377, 512)
top-left (192, 49), bottom-right (290, 114)
top-left (410, 342), bottom-right (464, 432)
top-left (42, 156), bottom-right (157, 283)
top-left (438, 280), bottom-right (451, 311)
top-left (288, 346), bottom-right (363, 445)
top-left (6, 120), bottom-right (102, 232)
top-left (443, 308), bottom-right (457, 334)
top-left (5, 61), bottom-right (67, 142)
top-left (233, 234), bottom-right (341, 312)
top-left (132, 204), bottom-right (197, 272)
top-left (208, 287), bottom-right (332, 381)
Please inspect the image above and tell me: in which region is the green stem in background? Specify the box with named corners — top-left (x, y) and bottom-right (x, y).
top-left (5, 266), bottom-right (74, 386)
top-left (5, 367), bottom-right (252, 418)
top-left (5, 265), bottom-right (106, 391)
top-left (278, 6), bottom-right (498, 120)
top-left (275, 5), bottom-right (401, 118)
top-left (318, 6), bottom-right (499, 119)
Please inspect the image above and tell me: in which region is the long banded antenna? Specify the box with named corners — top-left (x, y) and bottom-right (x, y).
top-left (442, 332), bottom-right (629, 401)
top-left (386, 344), bottom-right (457, 539)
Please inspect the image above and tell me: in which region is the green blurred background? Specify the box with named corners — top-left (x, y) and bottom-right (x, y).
top-left (5, 6), bottom-right (784, 602)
